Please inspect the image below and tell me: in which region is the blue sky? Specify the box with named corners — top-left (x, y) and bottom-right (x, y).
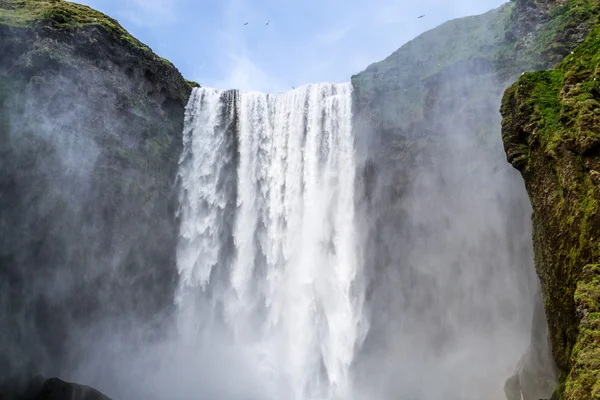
top-left (74, 0), bottom-right (506, 92)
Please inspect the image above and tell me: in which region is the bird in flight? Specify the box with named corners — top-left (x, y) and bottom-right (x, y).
top-left (266, 21), bottom-right (270, 26)
top-left (418, 15), bottom-right (425, 19)
top-left (244, 22), bottom-right (248, 25)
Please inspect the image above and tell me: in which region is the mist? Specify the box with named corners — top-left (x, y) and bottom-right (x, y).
top-left (353, 116), bottom-right (539, 400)
top-left (0, 1), bottom-right (560, 400)
top-left (350, 48), bottom-right (557, 398)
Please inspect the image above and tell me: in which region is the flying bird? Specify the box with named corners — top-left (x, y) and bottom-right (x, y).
top-left (418, 15), bottom-right (425, 19)
top-left (266, 21), bottom-right (270, 25)
top-left (244, 22), bottom-right (248, 25)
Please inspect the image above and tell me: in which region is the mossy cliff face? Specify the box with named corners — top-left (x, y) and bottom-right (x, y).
top-left (501, 9), bottom-right (600, 398)
top-left (0, 0), bottom-right (193, 380)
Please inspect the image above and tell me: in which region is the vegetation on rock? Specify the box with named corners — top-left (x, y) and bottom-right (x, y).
top-left (565, 264), bottom-right (600, 399)
top-left (352, 3), bottom-right (514, 135)
top-left (501, 2), bottom-right (600, 397)
top-left (0, 0), bottom-right (199, 92)
top-left (352, 0), bottom-right (600, 138)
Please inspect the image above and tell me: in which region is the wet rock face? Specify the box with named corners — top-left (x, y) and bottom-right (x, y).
top-left (0, 0), bottom-right (193, 381)
top-left (508, 0), bottom-right (555, 40)
top-left (0, 377), bottom-right (112, 400)
top-left (504, 291), bottom-right (558, 400)
top-left (501, 11), bottom-right (600, 399)
top-left (33, 378), bottom-right (112, 400)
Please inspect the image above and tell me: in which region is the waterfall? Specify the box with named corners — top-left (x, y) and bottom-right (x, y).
top-left (176, 83), bottom-right (366, 400)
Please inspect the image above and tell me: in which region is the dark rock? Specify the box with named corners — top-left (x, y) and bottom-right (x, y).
top-left (503, 292), bottom-right (557, 400)
top-left (33, 378), bottom-right (111, 400)
top-left (1, 377), bottom-right (111, 400)
top-left (0, 0), bottom-right (193, 382)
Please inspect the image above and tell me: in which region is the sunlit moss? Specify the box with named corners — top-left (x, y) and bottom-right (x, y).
top-left (185, 80), bottom-right (200, 90)
top-left (0, 0), bottom-right (194, 74)
top-left (0, 0), bottom-right (150, 52)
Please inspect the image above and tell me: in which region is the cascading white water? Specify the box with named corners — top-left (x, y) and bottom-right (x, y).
top-left (176, 83), bottom-right (366, 400)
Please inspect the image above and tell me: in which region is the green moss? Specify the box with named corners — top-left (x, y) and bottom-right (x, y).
top-left (533, 0), bottom-right (598, 58)
top-left (562, 264), bottom-right (600, 400)
top-left (509, 13), bottom-right (600, 152)
top-left (501, 3), bottom-right (600, 395)
top-left (518, 70), bottom-right (564, 139)
top-left (0, 0), bottom-right (151, 53)
top-left (158, 57), bottom-right (174, 68)
top-left (185, 79), bottom-right (200, 90)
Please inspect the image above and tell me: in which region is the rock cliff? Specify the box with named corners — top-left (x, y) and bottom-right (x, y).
top-left (0, 0), bottom-right (194, 381)
top-left (352, 0), bottom-right (599, 398)
top-left (501, 5), bottom-right (600, 397)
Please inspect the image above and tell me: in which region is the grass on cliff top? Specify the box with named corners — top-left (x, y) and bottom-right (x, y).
top-left (0, 0), bottom-right (200, 87)
top-left (496, 0), bottom-right (600, 80)
top-left (0, 0), bottom-right (152, 53)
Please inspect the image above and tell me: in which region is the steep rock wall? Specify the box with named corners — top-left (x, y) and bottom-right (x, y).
top-left (501, 8), bottom-right (600, 397)
top-left (0, 0), bottom-right (195, 381)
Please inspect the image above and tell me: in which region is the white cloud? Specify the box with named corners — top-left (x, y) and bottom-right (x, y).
top-left (213, 54), bottom-right (287, 93)
top-left (313, 26), bottom-right (352, 48)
